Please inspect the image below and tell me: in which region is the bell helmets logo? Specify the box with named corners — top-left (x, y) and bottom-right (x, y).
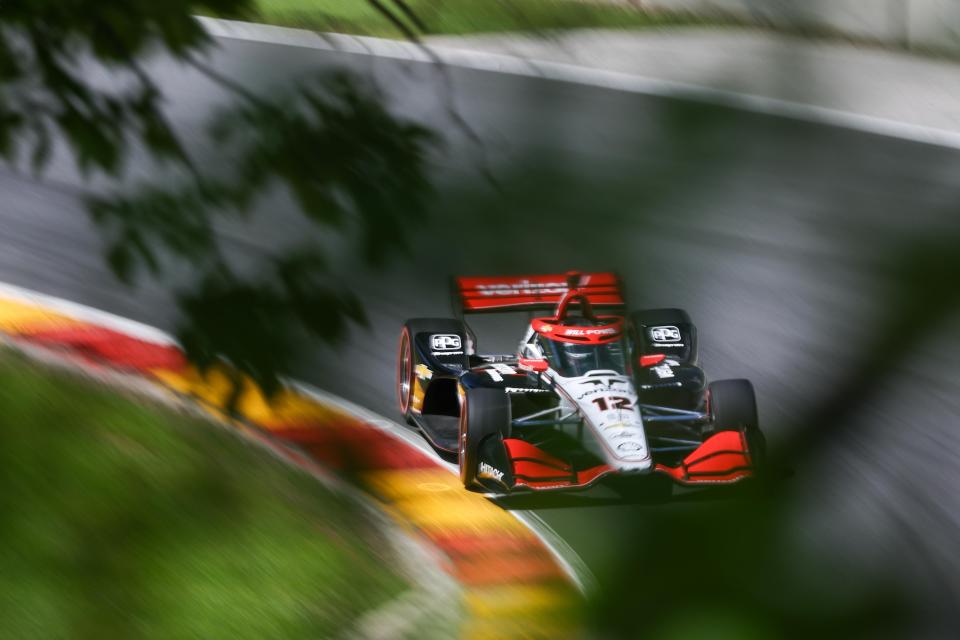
top-left (431, 334), bottom-right (462, 351)
top-left (649, 325), bottom-right (681, 343)
top-left (562, 327), bottom-right (617, 337)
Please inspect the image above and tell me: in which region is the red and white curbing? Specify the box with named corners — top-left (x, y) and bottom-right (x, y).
top-left (0, 281), bottom-right (591, 639)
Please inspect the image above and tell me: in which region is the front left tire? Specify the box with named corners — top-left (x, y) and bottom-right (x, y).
top-left (458, 386), bottom-right (511, 489)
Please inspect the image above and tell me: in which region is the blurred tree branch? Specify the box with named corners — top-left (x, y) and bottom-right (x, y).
top-left (0, 1), bottom-right (437, 406)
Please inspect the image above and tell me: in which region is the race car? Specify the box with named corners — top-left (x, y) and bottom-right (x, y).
top-left (396, 271), bottom-right (765, 494)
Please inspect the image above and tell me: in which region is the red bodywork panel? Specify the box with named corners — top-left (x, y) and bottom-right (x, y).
top-left (655, 431), bottom-right (754, 484)
top-left (639, 353), bottom-right (666, 367)
top-left (518, 357), bottom-right (549, 372)
top-left (503, 439), bottom-right (614, 490)
top-left (531, 315), bottom-right (624, 345)
top-left (456, 272), bottom-right (624, 313)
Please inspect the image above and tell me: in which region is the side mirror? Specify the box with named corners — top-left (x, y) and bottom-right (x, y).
top-left (518, 358), bottom-right (549, 373)
top-left (638, 354), bottom-right (666, 368)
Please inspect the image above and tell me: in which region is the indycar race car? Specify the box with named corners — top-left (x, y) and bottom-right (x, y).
top-left (396, 272), bottom-right (765, 494)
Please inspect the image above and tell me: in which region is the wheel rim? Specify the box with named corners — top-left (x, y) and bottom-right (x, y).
top-left (398, 331), bottom-right (412, 413)
top-left (458, 393), bottom-right (468, 482)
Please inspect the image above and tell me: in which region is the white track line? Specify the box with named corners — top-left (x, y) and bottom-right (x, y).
top-left (0, 279), bottom-right (595, 594)
top-left (198, 17), bottom-right (960, 153)
top-left (0, 282), bottom-right (172, 345)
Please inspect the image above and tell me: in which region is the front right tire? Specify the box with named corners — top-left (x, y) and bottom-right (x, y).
top-left (705, 379), bottom-right (758, 432)
top-left (705, 378), bottom-right (766, 469)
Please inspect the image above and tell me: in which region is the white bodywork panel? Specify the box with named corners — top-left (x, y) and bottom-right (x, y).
top-left (551, 369), bottom-right (652, 472)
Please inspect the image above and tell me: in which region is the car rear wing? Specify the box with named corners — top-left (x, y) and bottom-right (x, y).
top-left (453, 271), bottom-right (625, 315)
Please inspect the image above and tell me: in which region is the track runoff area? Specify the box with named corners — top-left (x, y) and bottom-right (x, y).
top-left (0, 282), bottom-right (587, 639)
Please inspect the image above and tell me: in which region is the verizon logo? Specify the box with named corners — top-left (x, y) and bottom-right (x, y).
top-left (476, 280), bottom-right (567, 297)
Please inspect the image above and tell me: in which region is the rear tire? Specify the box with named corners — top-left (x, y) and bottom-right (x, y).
top-left (631, 307), bottom-right (698, 364)
top-left (397, 327), bottom-right (414, 419)
top-left (458, 387), bottom-right (511, 488)
top-left (397, 318), bottom-right (468, 420)
top-left (632, 308), bottom-right (692, 327)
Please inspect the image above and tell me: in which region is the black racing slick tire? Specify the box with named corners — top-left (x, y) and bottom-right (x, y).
top-left (706, 379), bottom-right (758, 432)
top-left (631, 308), bottom-right (692, 328)
top-left (397, 318), bottom-right (467, 420)
top-left (705, 378), bottom-right (766, 468)
top-left (458, 387), bottom-right (511, 489)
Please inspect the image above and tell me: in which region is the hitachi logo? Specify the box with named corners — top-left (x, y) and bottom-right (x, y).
top-left (479, 462), bottom-right (505, 482)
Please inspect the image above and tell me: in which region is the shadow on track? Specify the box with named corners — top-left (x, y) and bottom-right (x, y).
top-left (489, 480), bottom-right (761, 510)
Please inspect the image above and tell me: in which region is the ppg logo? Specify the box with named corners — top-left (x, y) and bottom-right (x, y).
top-left (431, 334), bottom-right (462, 351)
top-left (649, 326), bottom-right (681, 342)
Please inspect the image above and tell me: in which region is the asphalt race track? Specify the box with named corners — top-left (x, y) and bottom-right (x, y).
top-left (2, 32), bottom-right (960, 632)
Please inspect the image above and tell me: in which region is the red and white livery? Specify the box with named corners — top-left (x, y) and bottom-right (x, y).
top-left (397, 271), bottom-right (765, 495)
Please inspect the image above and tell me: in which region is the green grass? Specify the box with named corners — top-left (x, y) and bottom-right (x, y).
top-left (0, 352), bottom-right (408, 639)
top-left (215, 0), bottom-right (717, 38)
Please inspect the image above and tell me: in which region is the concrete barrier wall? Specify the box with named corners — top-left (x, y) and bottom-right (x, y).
top-left (640, 0), bottom-right (960, 53)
